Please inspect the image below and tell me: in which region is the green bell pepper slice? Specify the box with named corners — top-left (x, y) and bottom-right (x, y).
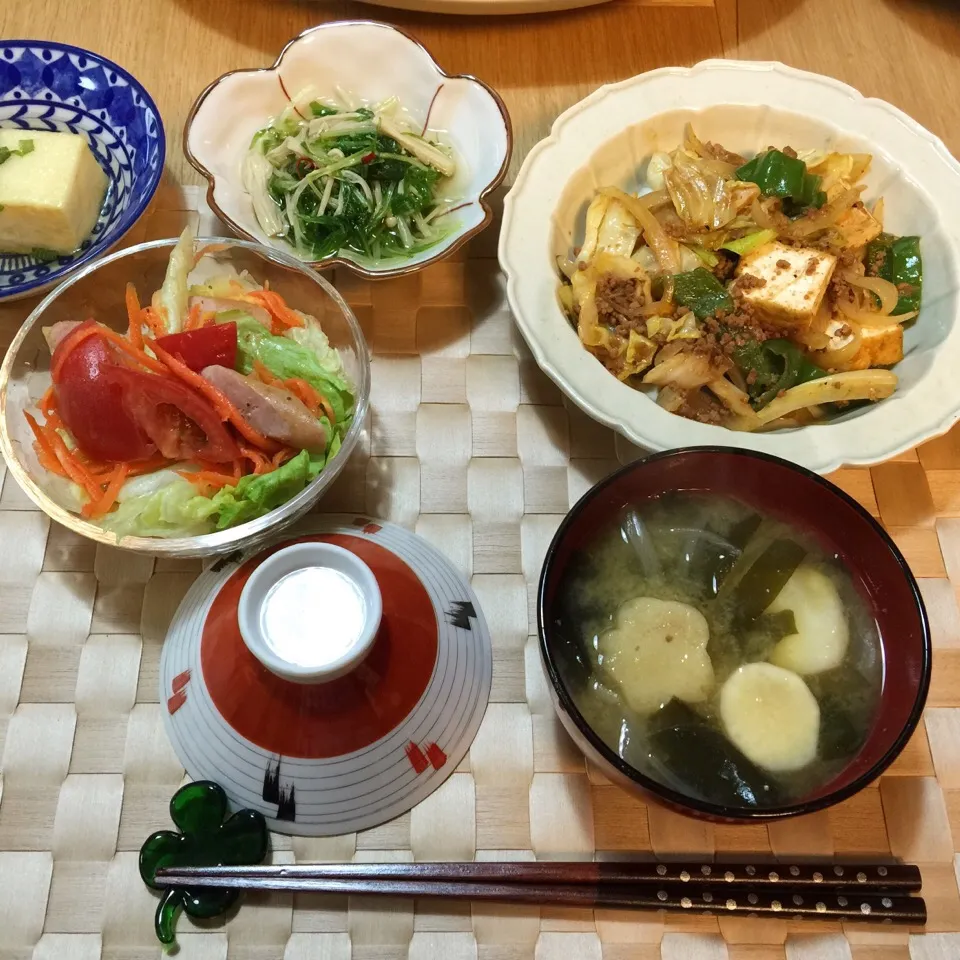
top-left (735, 149), bottom-right (826, 215)
top-left (865, 233), bottom-right (922, 316)
top-left (671, 267), bottom-right (734, 320)
top-left (732, 338), bottom-right (827, 409)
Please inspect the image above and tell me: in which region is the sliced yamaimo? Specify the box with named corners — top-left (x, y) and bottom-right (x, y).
top-left (719, 662), bottom-right (820, 772)
top-left (599, 597), bottom-right (715, 715)
top-left (766, 565), bottom-right (850, 675)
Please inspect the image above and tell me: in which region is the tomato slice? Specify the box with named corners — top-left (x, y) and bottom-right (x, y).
top-left (53, 326), bottom-right (157, 463)
top-left (156, 322), bottom-right (238, 373)
top-left (108, 366), bottom-right (241, 464)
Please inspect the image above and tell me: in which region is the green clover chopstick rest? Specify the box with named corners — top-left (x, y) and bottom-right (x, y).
top-left (139, 781), bottom-right (268, 948)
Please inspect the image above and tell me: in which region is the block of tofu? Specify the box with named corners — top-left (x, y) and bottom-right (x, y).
top-left (735, 241), bottom-right (837, 326)
top-left (0, 130), bottom-right (108, 255)
top-left (821, 320), bottom-right (903, 371)
top-left (835, 202), bottom-right (883, 249)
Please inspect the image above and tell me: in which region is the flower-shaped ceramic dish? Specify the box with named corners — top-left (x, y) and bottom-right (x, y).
top-left (184, 21), bottom-right (511, 280)
top-left (0, 237), bottom-right (370, 558)
top-left (0, 40), bottom-right (165, 302)
top-left (499, 60), bottom-right (960, 475)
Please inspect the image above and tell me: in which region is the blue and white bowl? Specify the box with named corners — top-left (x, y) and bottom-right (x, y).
top-left (0, 41), bottom-right (165, 302)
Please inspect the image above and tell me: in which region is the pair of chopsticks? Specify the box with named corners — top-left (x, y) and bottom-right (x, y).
top-left (155, 859), bottom-right (926, 924)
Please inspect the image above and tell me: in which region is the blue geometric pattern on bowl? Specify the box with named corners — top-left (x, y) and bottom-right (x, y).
top-left (0, 41), bottom-right (165, 301)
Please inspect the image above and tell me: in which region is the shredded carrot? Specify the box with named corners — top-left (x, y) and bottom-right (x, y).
top-left (286, 377), bottom-right (336, 426)
top-left (40, 386), bottom-right (57, 419)
top-left (246, 290), bottom-right (304, 331)
top-left (141, 306), bottom-right (166, 339)
top-left (252, 360), bottom-right (284, 388)
top-left (83, 463), bottom-right (129, 518)
top-left (50, 323), bottom-right (99, 382)
top-left (125, 284), bottom-right (143, 349)
top-left (93, 326), bottom-right (170, 376)
top-left (125, 453), bottom-right (174, 477)
top-left (193, 243), bottom-right (228, 266)
top-left (179, 469), bottom-right (237, 490)
top-left (282, 377), bottom-right (322, 416)
top-left (29, 413), bottom-right (102, 501)
top-left (185, 301), bottom-right (203, 332)
top-left (147, 339), bottom-right (279, 452)
top-left (47, 441), bottom-right (101, 500)
top-left (25, 411), bottom-right (66, 472)
top-left (252, 363), bottom-right (333, 425)
top-left (239, 444), bottom-right (271, 475)
top-left (33, 441), bottom-right (67, 477)
top-left (271, 447), bottom-right (295, 469)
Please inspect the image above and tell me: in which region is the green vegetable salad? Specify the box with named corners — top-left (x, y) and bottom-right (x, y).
top-left (244, 93), bottom-right (459, 264)
top-left (29, 230), bottom-right (356, 541)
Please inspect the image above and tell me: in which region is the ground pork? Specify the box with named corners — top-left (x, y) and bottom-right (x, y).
top-left (677, 388), bottom-right (728, 425)
top-left (828, 249), bottom-right (861, 306)
top-left (733, 272), bottom-right (766, 293)
top-left (713, 252), bottom-right (738, 282)
top-left (699, 303), bottom-right (779, 359)
top-left (595, 273), bottom-right (646, 330)
top-left (703, 142), bottom-right (746, 166)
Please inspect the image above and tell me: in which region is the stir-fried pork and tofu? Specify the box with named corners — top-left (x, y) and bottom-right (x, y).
top-left (557, 127), bottom-right (922, 431)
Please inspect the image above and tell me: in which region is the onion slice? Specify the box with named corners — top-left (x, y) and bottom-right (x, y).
top-left (784, 187), bottom-right (862, 238)
top-left (842, 271), bottom-right (900, 316)
top-left (752, 370), bottom-right (897, 425)
top-left (600, 187), bottom-right (682, 274)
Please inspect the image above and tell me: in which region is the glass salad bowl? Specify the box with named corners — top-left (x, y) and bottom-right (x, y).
top-left (0, 237), bottom-right (370, 557)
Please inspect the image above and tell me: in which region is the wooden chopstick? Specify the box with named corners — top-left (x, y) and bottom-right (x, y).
top-left (153, 863), bottom-right (926, 926)
top-left (156, 859), bottom-right (921, 891)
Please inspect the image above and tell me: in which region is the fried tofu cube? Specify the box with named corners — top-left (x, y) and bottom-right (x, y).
top-left (735, 241), bottom-right (837, 326)
top-left (835, 203), bottom-right (883, 248)
top-left (827, 322), bottom-right (903, 371)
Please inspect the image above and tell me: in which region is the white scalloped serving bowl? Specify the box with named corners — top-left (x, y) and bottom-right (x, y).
top-left (185, 21), bottom-right (511, 280)
top-left (499, 60), bottom-right (960, 474)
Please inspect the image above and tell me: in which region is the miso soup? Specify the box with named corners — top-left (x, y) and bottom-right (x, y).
top-left (552, 492), bottom-right (883, 810)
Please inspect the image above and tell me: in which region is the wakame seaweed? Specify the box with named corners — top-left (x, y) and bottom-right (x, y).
top-left (247, 101), bottom-right (457, 263)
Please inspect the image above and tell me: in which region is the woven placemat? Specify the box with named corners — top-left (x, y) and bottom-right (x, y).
top-left (1, 186), bottom-right (959, 960)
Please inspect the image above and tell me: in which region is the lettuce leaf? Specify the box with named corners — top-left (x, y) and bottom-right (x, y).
top-left (100, 449), bottom-right (336, 538)
top-left (209, 449), bottom-right (325, 530)
top-left (288, 318), bottom-right (347, 379)
top-left (102, 476), bottom-right (219, 538)
top-left (152, 227), bottom-right (194, 334)
top-left (230, 316), bottom-right (354, 429)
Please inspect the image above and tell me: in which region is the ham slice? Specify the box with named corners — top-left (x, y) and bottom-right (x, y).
top-left (201, 365), bottom-right (327, 453)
